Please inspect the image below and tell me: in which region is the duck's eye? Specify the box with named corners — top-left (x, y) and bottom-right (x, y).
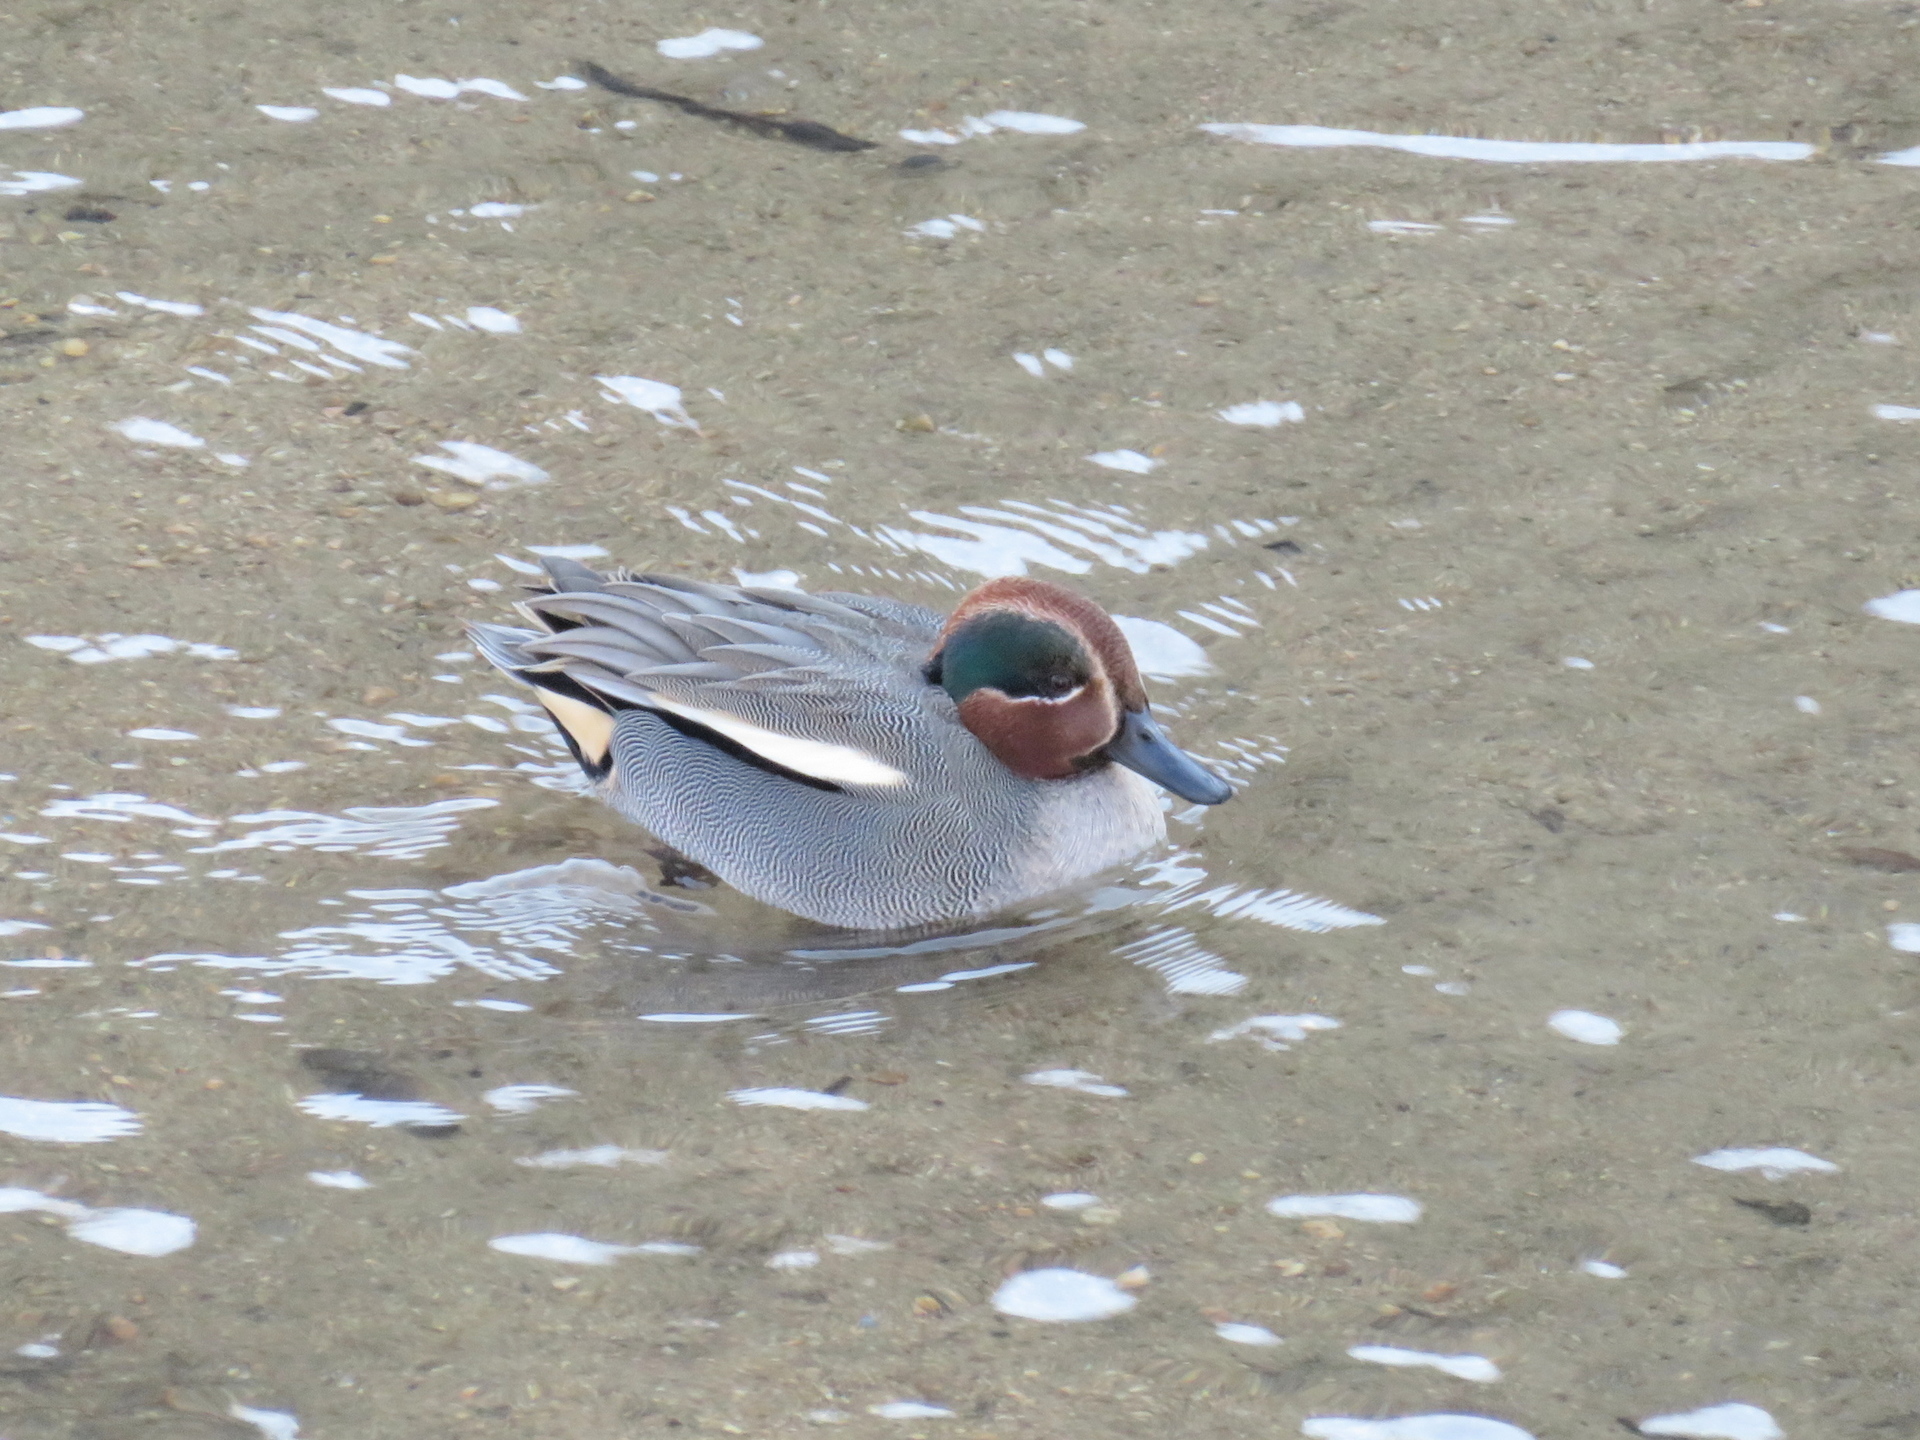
top-left (1040, 671), bottom-right (1076, 697)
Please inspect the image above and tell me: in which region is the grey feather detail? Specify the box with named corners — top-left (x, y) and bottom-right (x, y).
top-left (813, 591), bottom-right (945, 638)
top-left (539, 556), bottom-right (611, 593)
top-left (678, 615), bottom-right (821, 650)
top-left (520, 595), bottom-right (698, 664)
top-left (557, 664), bottom-right (655, 709)
top-left (604, 708), bottom-right (1017, 928)
top-left (468, 621), bottom-right (542, 673)
top-left (729, 587), bottom-right (903, 629)
top-left (628, 660), bottom-right (740, 682)
top-left (702, 643), bottom-right (817, 674)
top-left (602, 579), bottom-right (740, 618)
top-left (726, 670), bottom-right (835, 689)
top-left (520, 629), bottom-right (664, 674)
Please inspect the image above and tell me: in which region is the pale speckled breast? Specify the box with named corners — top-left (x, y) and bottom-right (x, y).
top-left (984, 764), bottom-right (1166, 913)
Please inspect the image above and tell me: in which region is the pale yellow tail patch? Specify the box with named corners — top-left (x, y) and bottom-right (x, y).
top-left (645, 693), bottom-right (909, 788)
top-left (539, 690), bottom-right (617, 767)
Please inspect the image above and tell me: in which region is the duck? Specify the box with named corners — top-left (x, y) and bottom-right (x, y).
top-left (467, 558), bottom-right (1232, 930)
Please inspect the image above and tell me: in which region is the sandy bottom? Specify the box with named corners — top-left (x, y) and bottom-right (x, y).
top-left (2, 1), bottom-right (1918, 1436)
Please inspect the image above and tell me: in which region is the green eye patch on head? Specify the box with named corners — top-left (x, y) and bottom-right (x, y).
top-left (930, 610), bottom-right (1093, 703)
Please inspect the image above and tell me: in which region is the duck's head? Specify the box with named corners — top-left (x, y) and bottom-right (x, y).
top-left (925, 577), bottom-right (1233, 805)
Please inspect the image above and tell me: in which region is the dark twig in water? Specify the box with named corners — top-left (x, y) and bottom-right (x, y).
top-left (574, 61), bottom-right (877, 153)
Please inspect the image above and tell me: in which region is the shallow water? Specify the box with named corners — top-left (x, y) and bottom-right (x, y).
top-left (4, 1), bottom-right (1920, 1436)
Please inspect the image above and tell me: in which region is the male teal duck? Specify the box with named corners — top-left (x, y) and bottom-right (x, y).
top-left (467, 559), bottom-right (1231, 930)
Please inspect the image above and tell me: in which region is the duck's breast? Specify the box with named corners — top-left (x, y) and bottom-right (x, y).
top-left (986, 764), bottom-right (1166, 911)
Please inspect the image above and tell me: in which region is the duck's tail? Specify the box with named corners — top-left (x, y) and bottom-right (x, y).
top-left (466, 557), bottom-right (625, 781)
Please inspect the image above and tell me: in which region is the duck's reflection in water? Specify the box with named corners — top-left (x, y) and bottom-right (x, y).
top-left (423, 848), bottom-right (1377, 1026)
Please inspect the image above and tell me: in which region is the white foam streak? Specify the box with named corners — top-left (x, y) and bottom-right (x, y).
top-left (597, 375), bottom-right (697, 428)
top-left (981, 110), bottom-right (1084, 134)
top-left (1112, 617), bottom-right (1213, 679)
top-left (1547, 1010), bottom-right (1623, 1045)
top-left (411, 441), bottom-right (549, 489)
top-left (657, 27), bottom-right (763, 58)
top-left (229, 1404), bottom-right (300, 1440)
top-left (0, 171), bottom-right (82, 197)
top-left (0, 1188), bottom-right (195, 1256)
top-left (483, 1084), bottom-right (577, 1115)
top-left (900, 111), bottom-right (1082, 143)
top-left (246, 307), bottom-right (414, 368)
top-left (877, 503), bottom-right (1208, 579)
top-left (0, 106), bottom-right (84, 130)
top-left (298, 1094), bottom-right (466, 1128)
top-left (28, 632), bottom-right (235, 664)
top-left (728, 1087), bottom-right (870, 1112)
top-left (1691, 1146), bottom-right (1837, 1179)
top-left (324, 717), bottom-right (424, 745)
top-left (394, 75), bottom-right (527, 100)
top-left (1041, 1192), bottom-right (1100, 1210)
top-left (1638, 1405), bottom-right (1782, 1440)
top-left (1219, 400), bottom-right (1305, 426)
top-left (464, 305), bottom-right (520, 331)
top-left (323, 87), bottom-right (391, 106)
top-left (66, 1207), bottom-right (197, 1256)
top-left (112, 417), bottom-right (204, 448)
top-left (1208, 1014), bottom-right (1341, 1050)
top-left (639, 1012), bottom-right (759, 1024)
top-left (489, 1232), bottom-right (698, 1264)
top-left (906, 215), bottom-right (985, 239)
top-left (517, 1145), bottom-right (668, 1169)
top-left (1113, 927), bottom-right (1245, 995)
top-left (118, 292), bottom-right (204, 316)
top-left (0, 1097), bottom-right (142, 1143)
top-left (1303, 1419), bottom-right (1535, 1440)
top-left (41, 792), bottom-right (219, 825)
top-left (1864, 589), bottom-right (1920, 624)
top-left (1216, 1322), bottom-right (1284, 1345)
top-left (993, 1268), bottom-right (1135, 1322)
top-left (1024, 1068), bottom-right (1128, 1097)
top-left (1167, 882), bottom-right (1384, 933)
top-left (1085, 449), bottom-right (1159, 474)
top-left (1203, 122), bottom-right (1812, 164)
top-left (307, 1171), bottom-right (373, 1189)
top-left (1347, 1345), bottom-right (1501, 1383)
top-left (1268, 1194), bottom-right (1422, 1223)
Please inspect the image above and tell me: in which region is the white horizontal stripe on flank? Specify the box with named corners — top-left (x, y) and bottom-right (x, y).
top-left (645, 694), bottom-right (909, 787)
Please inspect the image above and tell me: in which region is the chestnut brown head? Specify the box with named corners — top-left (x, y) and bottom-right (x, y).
top-left (925, 578), bottom-right (1232, 804)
